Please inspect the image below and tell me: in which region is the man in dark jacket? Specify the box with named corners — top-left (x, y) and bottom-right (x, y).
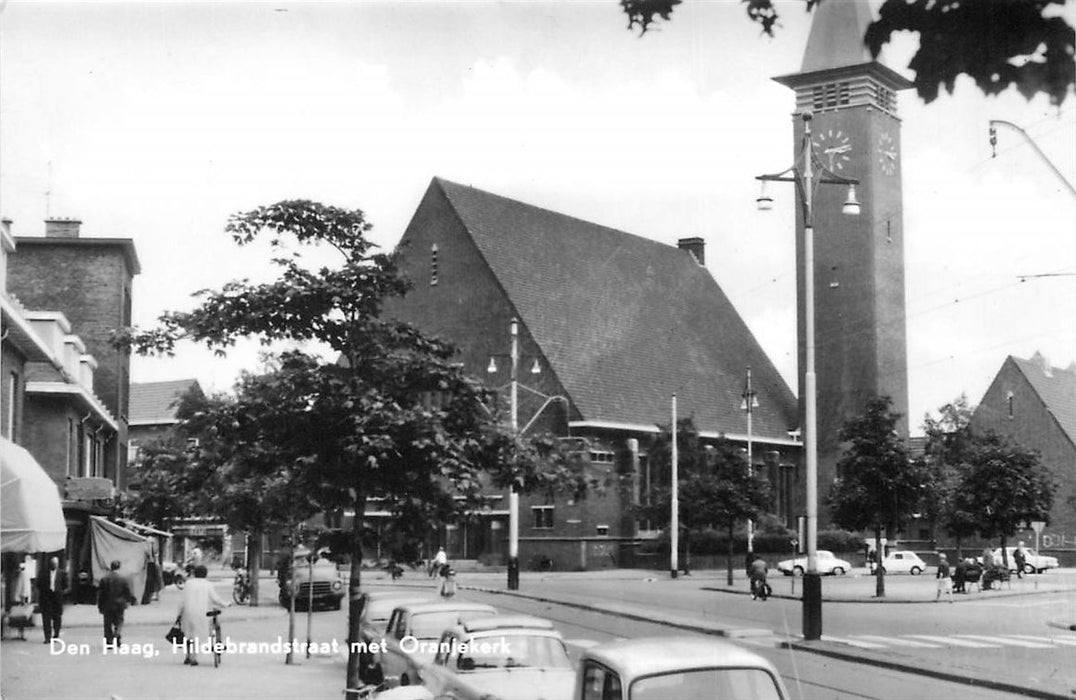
top-left (97, 560), bottom-right (135, 646)
top-left (36, 556), bottom-right (70, 644)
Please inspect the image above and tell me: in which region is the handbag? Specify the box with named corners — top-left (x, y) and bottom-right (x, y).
top-left (165, 616), bottom-right (184, 644)
top-left (8, 603), bottom-right (34, 628)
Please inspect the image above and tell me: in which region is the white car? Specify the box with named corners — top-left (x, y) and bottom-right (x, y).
top-left (880, 550), bottom-right (927, 575)
top-left (992, 547), bottom-right (1059, 574)
top-left (379, 601), bottom-right (498, 686)
top-left (417, 615), bottom-right (576, 700)
top-left (776, 550), bottom-right (851, 576)
top-left (575, 636), bottom-right (789, 699)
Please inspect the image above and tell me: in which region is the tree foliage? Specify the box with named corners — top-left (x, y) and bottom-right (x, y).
top-left (828, 396), bottom-right (927, 596)
top-left (114, 200), bottom-right (586, 695)
top-left (957, 430), bottom-right (1055, 563)
top-left (920, 395), bottom-right (979, 548)
top-left (621, 0), bottom-right (1074, 106)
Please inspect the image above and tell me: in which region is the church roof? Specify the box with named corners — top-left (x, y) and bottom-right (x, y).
top-left (1011, 354), bottom-right (1076, 446)
top-left (129, 379), bottom-right (202, 426)
top-left (432, 178), bottom-right (799, 442)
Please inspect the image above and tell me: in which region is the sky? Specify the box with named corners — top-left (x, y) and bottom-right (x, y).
top-left (1, 0), bottom-right (1074, 436)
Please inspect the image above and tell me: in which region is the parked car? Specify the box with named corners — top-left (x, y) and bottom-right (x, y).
top-left (416, 615), bottom-right (576, 700)
top-left (279, 557), bottom-right (345, 611)
top-left (776, 550), bottom-right (851, 576)
top-left (574, 636), bottom-right (790, 700)
top-left (991, 547), bottom-right (1059, 574)
top-left (357, 591), bottom-right (436, 684)
top-left (379, 601), bottom-right (498, 686)
top-left (879, 550), bottom-right (927, 575)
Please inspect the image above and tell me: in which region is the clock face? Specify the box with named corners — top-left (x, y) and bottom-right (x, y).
top-left (812, 129), bottom-right (852, 172)
top-left (877, 132), bottom-right (898, 175)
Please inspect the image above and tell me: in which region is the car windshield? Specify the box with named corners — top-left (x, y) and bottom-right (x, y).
top-left (460, 634), bottom-right (572, 670)
top-left (630, 668), bottom-right (783, 700)
top-left (411, 610), bottom-right (494, 639)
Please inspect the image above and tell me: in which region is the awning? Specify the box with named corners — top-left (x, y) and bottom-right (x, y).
top-left (1, 437), bottom-right (67, 553)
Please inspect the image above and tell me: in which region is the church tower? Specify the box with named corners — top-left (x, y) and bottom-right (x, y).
top-left (773, 0), bottom-right (913, 507)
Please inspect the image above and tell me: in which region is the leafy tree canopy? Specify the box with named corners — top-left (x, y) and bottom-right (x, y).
top-left (620, 0), bottom-right (1075, 106)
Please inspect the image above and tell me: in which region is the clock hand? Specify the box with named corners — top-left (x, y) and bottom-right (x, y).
top-left (883, 150), bottom-right (897, 159)
top-left (824, 144), bottom-right (852, 155)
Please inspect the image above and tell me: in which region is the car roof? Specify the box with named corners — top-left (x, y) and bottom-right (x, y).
top-left (461, 615), bottom-right (556, 633)
top-left (583, 636), bottom-right (780, 682)
top-left (395, 601), bottom-right (498, 616)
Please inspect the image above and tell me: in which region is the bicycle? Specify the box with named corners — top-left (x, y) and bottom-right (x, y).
top-left (231, 569), bottom-right (251, 605)
top-left (206, 609), bottom-right (223, 667)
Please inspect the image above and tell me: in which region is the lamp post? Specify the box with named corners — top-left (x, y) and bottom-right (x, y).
top-left (741, 366), bottom-right (759, 567)
top-left (755, 111), bottom-right (860, 641)
top-left (488, 318), bottom-right (568, 590)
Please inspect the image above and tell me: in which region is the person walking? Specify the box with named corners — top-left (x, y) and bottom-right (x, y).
top-left (430, 546), bottom-right (447, 578)
top-left (178, 565), bottom-right (228, 666)
top-left (36, 556), bottom-right (69, 644)
top-left (748, 556), bottom-right (769, 601)
top-left (935, 553), bottom-right (953, 603)
top-left (952, 556), bottom-right (967, 594)
top-left (97, 560), bottom-right (136, 646)
top-left (1013, 541), bottom-right (1028, 579)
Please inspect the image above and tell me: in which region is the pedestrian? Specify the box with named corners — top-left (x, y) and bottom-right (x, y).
top-left (952, 556), bottom-right (967, 594)
top-left (439, 562), bottom-right (456, 598)
top-left (1013, 541), bottom-right (1028, 579)
top-left (97, 560), bottom-right (136, 646)
top-left (36, 556), bottom-right (69, 644)
top-left (866, 548), bottom-right (877, 574)
top-left (178, 565), bottom-right (228, 666)
top-left (430, 546), bottom-right (447, 578)
top-left (748, 556), bottom-right (769, 601)
top-left (935, 553), bottom-right (953, 603)
top-left (981, 548), bottom-right (996, 590)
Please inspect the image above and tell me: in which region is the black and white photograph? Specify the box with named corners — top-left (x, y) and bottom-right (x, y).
top-left (1, 1), bottom-right (1074, 698)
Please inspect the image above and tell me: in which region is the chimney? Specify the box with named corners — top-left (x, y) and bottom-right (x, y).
top-left (677, 237), bottom-right (705, 266)
top-left (45, 218), bottom-right (82, 238)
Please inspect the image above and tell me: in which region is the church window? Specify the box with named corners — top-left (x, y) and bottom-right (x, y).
top-left (1007, 391), bottom-right (1014, 419)
top-left (430, 244), bottom-right (439, 286)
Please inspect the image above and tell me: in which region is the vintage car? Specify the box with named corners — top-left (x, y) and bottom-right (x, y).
top-left (357, 591), bottom-right (436, 684)
top-left (414, 615), bottom-right (576, 700)
top-left (776, 550), bottom-right (851, 576)
top-left (574, 636), bottom-right (789, 700)
top-left (279, 557), bottom-right (345, 611)
top-left (991, 546), bottom-right (1059, 574)
top-left (879, 550), bottom-right (927, 575)
top-left (379, 601), bottom-right (498, 686)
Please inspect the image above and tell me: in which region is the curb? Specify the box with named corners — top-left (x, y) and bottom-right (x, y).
top-left (698, 585), bottom-right (1076, 604)
top-left (782, 639), bottom-right (1073, 700)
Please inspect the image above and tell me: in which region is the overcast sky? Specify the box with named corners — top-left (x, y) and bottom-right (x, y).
top-left (2, 1), bottom-right (1073, 435)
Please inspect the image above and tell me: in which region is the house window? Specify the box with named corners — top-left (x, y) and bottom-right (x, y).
top-left (589, 450), bottom-right (614, 464)
top-left (4, 371), bottom-right (17, 440)
top-left (1007, 391), bottom-right (1014, 419)
top-left (532, 506), bottom-right (554, 529)
top-left (595, 524), bottom-right (609, 537)
top-left (430, 244), bottom-right (439, 286)
top-left (67, 419), bottom-right (75, 476)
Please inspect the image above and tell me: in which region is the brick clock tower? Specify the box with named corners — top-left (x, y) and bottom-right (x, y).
top-left (774, 0), bottom-right (913, 510)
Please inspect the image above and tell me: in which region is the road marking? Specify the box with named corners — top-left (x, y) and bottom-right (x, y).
top-left (954, 634), bottom-right (1054, 649)
top-left (852, 635), bottom-right (941, 648)
top-left (903, 635), bottom-right (1000, 648)
top-left (1005, 635), bottom-right (1076, 647)
top-left (821, 635), bottom-right (887, 649)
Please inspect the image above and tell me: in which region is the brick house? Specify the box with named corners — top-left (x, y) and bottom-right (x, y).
top-left (384, 178), bottom-right (802, 569)
top-left (970, 353), bottom-right (1076, 557)
top-left (128, 378), bottom-right (204, 458)
top-left (1, 219), bottom-right (120, 600)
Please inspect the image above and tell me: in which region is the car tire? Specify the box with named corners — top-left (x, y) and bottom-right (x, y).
top-left (400, 673), bottom-right (410, 686)
top-left (793, 566), bottom-right (804, 577)
top-left (1023, 564), bottom-right (1035, 575)
top-left (833, 566), bottom-right (846, 576)
top-left (910, 566), bottom-right (922, 576)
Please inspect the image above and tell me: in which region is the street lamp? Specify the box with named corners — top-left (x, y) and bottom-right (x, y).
top-left (755, 111), bottom-right (859, 641)
top-left (488, 318), bottom-right (569, 590)
top-left (741, 366), bottom-right (760, 568)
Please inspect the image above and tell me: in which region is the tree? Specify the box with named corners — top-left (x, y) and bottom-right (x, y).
top-left (638, 418), bottom-right (772, 585)
top-left (114, 201), bottom-right (584, 697)
top-left (959, 430), bottom-right (1055, 567)
top-left (920, 395), bottom-right (979, 557)
top-left (828, 396), bottom-right (928, 598)
top-left (620, 0), bottom-right (1075, 107)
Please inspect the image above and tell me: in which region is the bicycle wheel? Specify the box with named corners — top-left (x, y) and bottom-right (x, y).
top-left (232, 582), bottom-right (249, 605)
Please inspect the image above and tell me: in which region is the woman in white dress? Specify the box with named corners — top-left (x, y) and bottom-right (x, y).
top-left (178, 564), bottom-right (228, 665)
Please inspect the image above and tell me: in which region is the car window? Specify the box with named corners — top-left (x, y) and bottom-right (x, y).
top-left (394, 613), bottom-right (409, 639)
top-left (582, 660), bottom-right (622, 700)
top-left (410, 610), bottom-right (494, 640)
top-left (631, 668), bottom-right (783, 700)
top-left (434, 633), bottom-right (456, 666)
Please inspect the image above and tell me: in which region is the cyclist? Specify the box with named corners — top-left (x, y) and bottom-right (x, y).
top-left (749, 556), bottom-right (769, 601)
top-left (178, 565), bottom-right (229, 666)
top-left (439, 563), bottom-right (456, 598)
